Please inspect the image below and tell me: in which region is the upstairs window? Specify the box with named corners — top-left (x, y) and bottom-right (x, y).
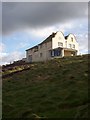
top-left (65, 41), bottom-right (67, 47)
top-left (71, 37), bottom-right (73, 42)
top-left (34, 46), bottom-right (38, 52)
top-left (58, 42), bottom-right (63, 47)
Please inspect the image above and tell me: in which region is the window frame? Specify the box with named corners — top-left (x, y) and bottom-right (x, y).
top-left (40, 53), bottom-right (42, 57)
top-left (72, 44), bottom-right (75, 49)
top-left (65, 41), bottom-right (67, 47)
top-left (58, 42), bottom-right (63, 47)
top-left (71, 37), bottom-right (73, 42)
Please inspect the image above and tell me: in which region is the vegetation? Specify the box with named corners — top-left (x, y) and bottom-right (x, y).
top-left (2, 55), bottom-right (89, 119)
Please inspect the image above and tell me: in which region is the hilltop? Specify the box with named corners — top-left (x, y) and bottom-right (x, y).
top-left (2, 54), bottom-right (89, 119)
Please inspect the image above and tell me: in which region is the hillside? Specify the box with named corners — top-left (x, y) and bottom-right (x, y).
top-left (2, 55), bottom-right (89, 119)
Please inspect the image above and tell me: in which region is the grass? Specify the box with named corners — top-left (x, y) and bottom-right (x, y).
top-left (2, 54), bottom-right (89, 119)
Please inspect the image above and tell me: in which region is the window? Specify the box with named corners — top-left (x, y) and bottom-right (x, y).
top-left (34, 49), bottom-right (37, 52)
top-left (71, 37), bottom-right (73, 42)
top-left (34, 46), bottom-right (38, 52)
top-left (65, 41), bottom-right (67, 47)
top-left (40, 53), bottom-right (42, 57)
top-left (72, 44), bottom-right (75, 49)
top-left (69, 44), bottom-right (71, 48)
top-left (28, 55), bottom-right (32, 62)
top-left (51, 49), bottom-right (61, 57)
top-left (51, 50), bottom-right (54, 57)
top-left (58, 42), bottom-right (63, 47)
top-left (54, 49), bottom-right (61, 56)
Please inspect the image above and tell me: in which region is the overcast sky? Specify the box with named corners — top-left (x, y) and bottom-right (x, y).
top-left (0, 1), bottom-right (88, 65)
top-left (1, 0), bottom-right (89, 2)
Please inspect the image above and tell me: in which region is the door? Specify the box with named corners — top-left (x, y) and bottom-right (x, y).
top-left (28, 55), bottom-right (32, 62)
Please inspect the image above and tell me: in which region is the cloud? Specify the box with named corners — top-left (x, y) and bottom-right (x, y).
top-left (0, 43), bottom-right (6, 52)
top-left (75, 32), bottom-right (88, 54)
top-left (16, 42), bottom-right (29, 50)
top-left (2, 2), bottom-right (88, 35)
top-left (26, 26), bottom-right (57, 38)
top-left (1, 51), bottom-right (25, 65)
top-left (26, 21), bottom-right (79, 38)
top-left (1, 0), bottom-right (89, 2)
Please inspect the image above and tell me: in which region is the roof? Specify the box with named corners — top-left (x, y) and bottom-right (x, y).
top-left (26, 32), bottom-right (77, 51)
top-left (64, 48), bottom-right (77, 52)
top-left (26, 32), bottom-right (56, 51)
top-left (65, 33), bottom-right (77, 43)
top-left (40, 32), bottom-right (56, 44)
top-left (65, 35), bottom-right (69, 39)
top-left (26, 45), bottom-right (38, 51)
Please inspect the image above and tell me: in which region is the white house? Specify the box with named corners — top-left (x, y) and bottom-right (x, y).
top-left (26, 31), bottom-right (79, 62)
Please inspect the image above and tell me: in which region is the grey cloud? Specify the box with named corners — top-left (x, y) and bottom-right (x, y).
top-left (1, 51), bottom-right (25, 64)
top-left (2, 2), bottom-right (88, 35)
top-left (2, 0), bottom-right (89, 2)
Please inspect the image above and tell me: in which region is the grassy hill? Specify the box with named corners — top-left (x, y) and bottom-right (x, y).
top-left (2, 55), bottom-right (89, 119)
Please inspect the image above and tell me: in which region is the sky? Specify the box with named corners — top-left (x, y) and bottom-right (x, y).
top-left (0, 0), bottom-right (89, 65)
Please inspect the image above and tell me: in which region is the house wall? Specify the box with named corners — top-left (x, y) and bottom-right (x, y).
top-left (66, 34), bottom-right (79, 54)
top-left (52, 31), bottom-right (65, 49)
top-left (52, 32), bottom-right (79, 55)
top-left (26, 41), bottom-right (52, 62)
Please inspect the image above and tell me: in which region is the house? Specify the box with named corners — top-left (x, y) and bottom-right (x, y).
top-left (26, 31), bottom-right (79, 62)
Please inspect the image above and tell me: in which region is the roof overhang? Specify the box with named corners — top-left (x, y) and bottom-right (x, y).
top-left (64, 48), bottom-right (77, 52)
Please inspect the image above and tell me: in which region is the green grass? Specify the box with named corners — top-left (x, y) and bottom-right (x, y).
top-left (2, 55), bottom-right (89, 119)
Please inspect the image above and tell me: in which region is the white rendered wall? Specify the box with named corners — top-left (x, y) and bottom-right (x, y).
top-left (66, 34), bottom-right (79, 54)
top-left (52, 32), bottom-right (79, 54)
top-left (52, 31), bottom-right (66, 49)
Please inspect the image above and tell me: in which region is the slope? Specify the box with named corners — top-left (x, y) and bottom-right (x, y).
top-left (2, 55), bottom-right (89, 119)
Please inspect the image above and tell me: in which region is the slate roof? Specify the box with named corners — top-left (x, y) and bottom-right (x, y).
top-left (26, 32), bottom-right (56, 51)
top-left (40, 32), bottom-right (56, 44)
top-left (65, 35), bottom-right (69, 39)
top-left (26, 32), bottom-right (75, 51)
